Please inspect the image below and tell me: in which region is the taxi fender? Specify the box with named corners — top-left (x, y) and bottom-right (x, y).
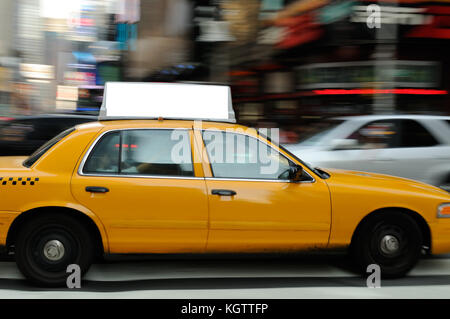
top-left (12, 200), bottom-right (110, 253)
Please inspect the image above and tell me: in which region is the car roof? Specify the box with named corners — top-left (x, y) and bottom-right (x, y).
top-left (77, 119), bottom-right (250, 132)
top-left (335, 114), bottom-right (450, 121)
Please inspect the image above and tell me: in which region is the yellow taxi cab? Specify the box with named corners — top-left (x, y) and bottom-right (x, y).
top-left (0, 82), bottom-right (449, 286)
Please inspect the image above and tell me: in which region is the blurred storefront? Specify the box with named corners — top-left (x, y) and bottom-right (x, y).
top-left (221, 0), bottom-right (450, 138)
top-left (2, 0), bottom-right (450, 130)
top-left (127, 0), bottom-right (195, 81)
top-left (0, 0), bottom-right (129, 116)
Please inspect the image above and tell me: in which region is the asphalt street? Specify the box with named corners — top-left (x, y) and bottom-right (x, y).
top-left (1, 254), bottom-right (450, 298)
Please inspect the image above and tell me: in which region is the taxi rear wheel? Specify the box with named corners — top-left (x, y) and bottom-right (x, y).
top-left (15, 214), bottom-right (94, 287)
top-left (351, 211), bottom-right (423, 278)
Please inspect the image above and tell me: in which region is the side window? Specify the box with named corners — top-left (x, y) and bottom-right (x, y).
top-left (346, 120), bottom-right (399, 149)
top-left (202, 131), bottom-right (292, 180)
top-left (83, 129), bottom-right (194, 176)
top-left (120, 129), bottom-right (194, 177)
top-left (399, 120), bottom-right (438, 147)
top-left (83, 131), bottom-right (120, 174)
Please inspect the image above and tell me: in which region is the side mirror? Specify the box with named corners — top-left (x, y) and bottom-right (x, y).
top-left (289, 165), bottom-right (304, 182)
top-left (331, 138), bottom-right (358, 150)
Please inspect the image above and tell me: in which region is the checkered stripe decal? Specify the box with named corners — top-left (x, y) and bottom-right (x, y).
top-left (0, 177), bottom-right (40, 186)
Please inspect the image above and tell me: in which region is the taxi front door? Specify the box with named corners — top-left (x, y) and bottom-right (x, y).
top-left (195, 129), bottom-right (331, 253)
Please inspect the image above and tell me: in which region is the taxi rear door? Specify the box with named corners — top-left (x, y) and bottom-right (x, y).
top-left (71, 127), bottom-right (209, 254)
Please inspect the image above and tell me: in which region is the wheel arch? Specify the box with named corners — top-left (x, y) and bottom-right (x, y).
top-left (350, 207), bottom-right (431, 252)
top-left (6, 206), bottom-right (107, 258)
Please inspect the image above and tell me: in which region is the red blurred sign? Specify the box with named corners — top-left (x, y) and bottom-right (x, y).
top-left (275, 13), bottom-right (323, 49)
top-left (407, 6), bottom-right (450, 39)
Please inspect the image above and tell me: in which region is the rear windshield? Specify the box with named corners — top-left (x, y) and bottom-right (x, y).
top-left (23, 128), bottom-right (75, 168)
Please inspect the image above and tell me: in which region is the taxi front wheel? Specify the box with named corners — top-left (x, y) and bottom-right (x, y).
top-left (350, 211), bottom-right (423, 278)
top-left (15, 214), bottom-right (94, 287)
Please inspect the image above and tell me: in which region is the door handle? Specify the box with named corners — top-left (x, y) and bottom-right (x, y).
top-left (211, 189), bottom-right (236, 196)
top-left (85, 186), bottom-right (109, 193)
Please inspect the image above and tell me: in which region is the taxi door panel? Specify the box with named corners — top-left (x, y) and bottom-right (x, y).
top-left (204, 179), bottom-right (331, 252)
top-left (196, 129), bottom-right (331, 252)
top-left (71, 129), bottom-right (209, 254)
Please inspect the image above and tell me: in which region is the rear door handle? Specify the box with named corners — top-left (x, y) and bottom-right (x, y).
top-left (85, 186), bottom-right (109, 193)
top-left (211, 189), bottom-right (236, 196)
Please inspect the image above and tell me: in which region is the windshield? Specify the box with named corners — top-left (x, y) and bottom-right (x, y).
top-left (23, 128), bottom-right (75, 168)
top-left (297, 119), bottom-right (344, 147)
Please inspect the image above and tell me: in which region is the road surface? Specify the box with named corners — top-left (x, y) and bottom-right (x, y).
top-left (1, 254), bottom-right (450, 298)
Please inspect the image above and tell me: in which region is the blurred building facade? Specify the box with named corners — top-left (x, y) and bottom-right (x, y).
top-left (216, 0), bottom-right (450, 138)
top-left (1, 0), bottom-right (449, 133)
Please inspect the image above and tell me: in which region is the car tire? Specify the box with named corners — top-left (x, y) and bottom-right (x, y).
top-left (15, 213), bottom-right (94, 287)
top-left (350, 211), bottom-right (423, 278)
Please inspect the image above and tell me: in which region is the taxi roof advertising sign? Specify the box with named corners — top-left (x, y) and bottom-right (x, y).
top-left (100, 82), bottom-right (235, 122)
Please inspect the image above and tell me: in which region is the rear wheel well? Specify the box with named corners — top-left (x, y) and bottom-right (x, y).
top-left (350, 207), bottom-right (431, 252)
top-left (6, 207), bottom-right (104, 259)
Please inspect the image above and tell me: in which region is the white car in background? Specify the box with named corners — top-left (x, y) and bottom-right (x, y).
top-left (285, 115), bottom-right (450, 191)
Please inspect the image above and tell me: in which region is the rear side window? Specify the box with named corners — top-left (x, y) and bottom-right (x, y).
top-left (83, 131), bottom-right (120, 174)
top-left (82, 129), bottom-right (194, 177)
top-left (399, 120), bottom-right (438, 147)
top-left (23, 128), bottom-right (75, 167)
top-left (347, 120), bottom-right (400, 149)
top-left (120, 130), bottom-right (193, 176)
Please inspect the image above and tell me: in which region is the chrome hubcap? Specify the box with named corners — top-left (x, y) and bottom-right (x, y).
top-left (380, 235), bottom-right (400, 255)
top-left (43, 240), bottom-right (65, 261)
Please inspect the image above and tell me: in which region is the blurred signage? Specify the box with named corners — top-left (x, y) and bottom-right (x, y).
top-left (319, 1), bottom-right (355, 24)
top-left (56, 85), bottom-right (78, 101)
top-left (296, 61), bottom-right (440, 89)
top-left (65, 0), bottom-right (100, 42)
top-left (64, 71), bottom-right (96, 86)
top-left (115, 0), bottom-right (140, 23)
top-left (194, 4), bottom-right (235, 42)
top-left (89, 41), bottom-right (121, 62)
top-left (351, 5), bottom-right (432, 25)
top-left (194, 5), bottom-right (220, 22)
top-left (20, 64), bottom-right (54, 80)
top-left (197, 21), bottom-right (235, 42)
top-left (272, 0), bottom-right (329, 22)
top-left (274, 13), bottom-right (324, 49)
top-left (116, 23), bottom-right (137, 50)
top-left (221, 0), bottom-right (260, 43)
top-left (56, 85), bottom-right (78, 110)
top-left (261, 0), bottom-right (284, 11)
top-left (258, 26), bottom-right (286, 45)
top-left (0, 67), bottom-right (11, 91)
top-left (407, 6), bottom-right (450, 39)
top-left (40, 0), bottom-right (79, 19)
